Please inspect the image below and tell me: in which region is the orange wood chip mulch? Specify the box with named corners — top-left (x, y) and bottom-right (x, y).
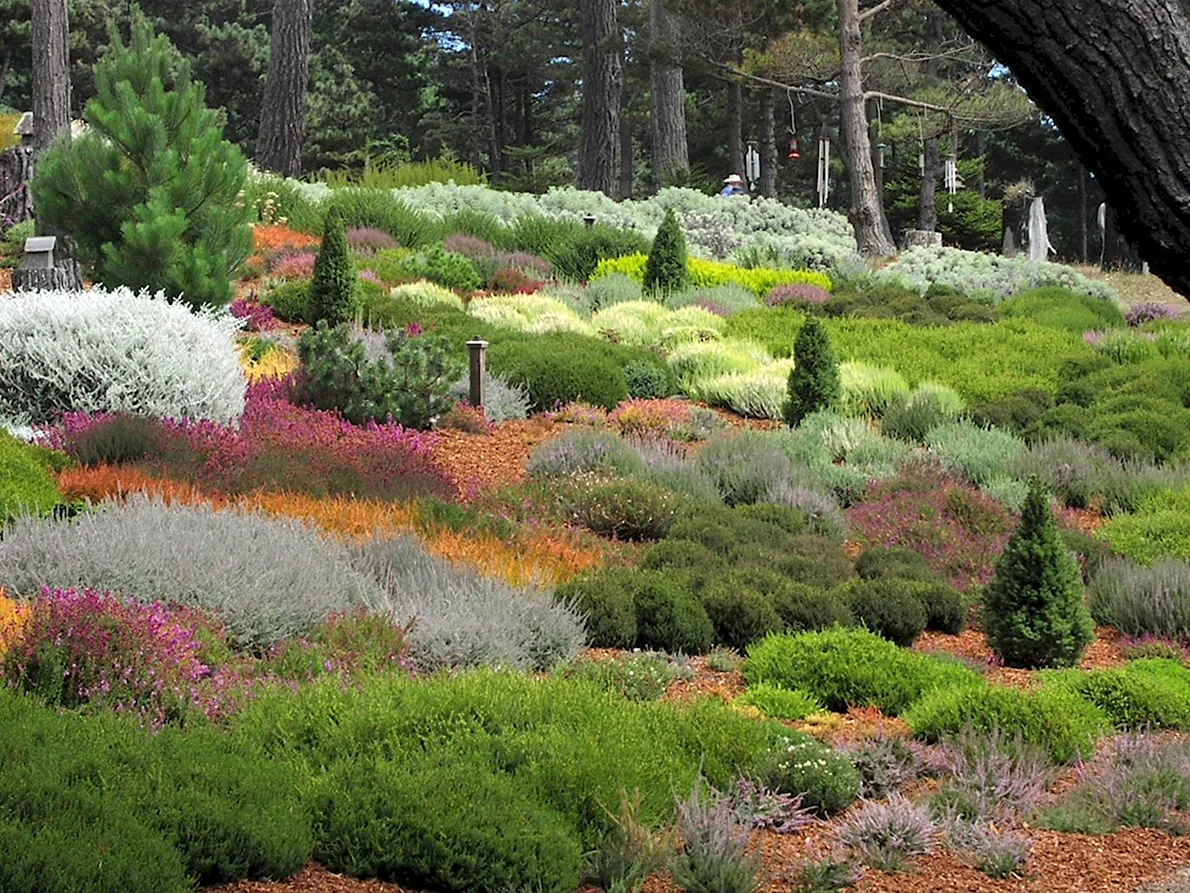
top-left (432, 417), bottom-right (565, 498)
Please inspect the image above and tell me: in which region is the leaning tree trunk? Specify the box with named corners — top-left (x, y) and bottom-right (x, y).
top-left (0, 147), bottom-right (36, 228)
top-left (649, 0), bottom-right (689, 188)
top-left (760, 87), bottom-right (778, 198)
top-left (930, 0), bottom-right (1190, 296)
top-left (838, 0), bottom-right (896, 257)
top-left (579, 0), bottom-right (622, 196)
top-left (917, 137), bottom-right (941, 233)
top-left (256, 0), bottom-right (314, 178)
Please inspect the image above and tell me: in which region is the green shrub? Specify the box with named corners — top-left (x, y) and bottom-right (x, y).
top-left (855, 546), bottom-right (937, 583)
top-left (566, 652), bottom-right (689, 701)
top-left (785, 318), bottom-right (841, 426)
top-left (296, 324), bottom-right (462, 429)
top-left (1040, 666), bottom-right (1190, 730)
top-left (624, 359), bottom-right (673, 398)
top-left (903, 684), bottom-right (1106, 763)
top-left (555, 475), bottom-right (682, 541)
top-left (1096, 486), bottom-right (1190, 564)
top-left (402, 246), bottom-right (482, 291)
top-left (310, 209), bottom-right (357, 325)
top-left (924, 421), bottom-right (1025, 487)
top-left (644, 208), bottom-right (691, 293)
top-left (968, 389), bottom-right (1055, 436)
top-left (640, 538), bottom-right (719, 574)
top-left (837, 580), bottom-right (928, 647)
top-left (700, 579), bottom-right (784, 651)
top-left (316, 753), bottom-right (582, 893)
top-left (743, 628), bottom-right (983, 716)
top-left (0, 433), bottom-right (61, 525)
top-left (905, 580), bottom-right (968, 635)
top-left (769, 582), bottom-right (854, 632)
top-left (634, 572), bottom-right (716, 654)
top-left (983, 481), bottom-right (1094, 669)
top-left (736, 683), bottom-right (823, 721)
top-left (1000, 287), bottom-right (1126, 332)
top-left (555, 568), bottom-right (639, 648)
top-left (488, 340), bottom-right (629, 411)
top-left (756, 732), bottom-right (861, 815)
top-left (30, 12), bottom-right (251, 308)
top-left (324, 188), bottom-right (441, 249)
top-left (260, 279), bottom-right (313, 324)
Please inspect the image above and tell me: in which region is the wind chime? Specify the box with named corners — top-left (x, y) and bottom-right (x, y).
top-left (943, 131), bottom-right (959, 213)
top-left (816, 136), bottom-right (831, 208)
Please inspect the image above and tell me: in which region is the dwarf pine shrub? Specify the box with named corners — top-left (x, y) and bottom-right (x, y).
top-left (983, 480), bottom-right (1094, 669)
top-left (310, 208), bottom-right (357, 325)
top-left (785, 317), bottom-right (841, 426)
top-left (644, 208), bottom-right (691, 294)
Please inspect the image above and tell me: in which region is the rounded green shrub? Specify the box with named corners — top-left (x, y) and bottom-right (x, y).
top-left (260, 279), bottom-right (313, 324)
top-left (855, 546), bottom-right (938, 583)
top-left (757, 732), bottom-right (861, 815)
top-left (1039, 666), bottom-right (1190, 730)
top-left (903, 684), bottom-right (1106, 763)
top-left (633, 573), bottom-right (715, 654)
top-left (699, 579), bottom-right (784, 651)
top-left (743, 627), bottom-right (983, 716)
top-left (838, 580), bottom-right (928, 647)
top-left (736, 683), bottom-right (823, 721)
top-left (556, 475), bottom-right (682, 541)
top-left (623, 359), bottom-right (672, 399)
top-left (0, 434), bottom-right (61, 525)
top-left (769, 582), bottom-right (854, 632)
top-left (785, 317), bottom-right (841, 426)
top-left (644, 208), bottom-right (690, 294)
top-left (983, 480), bottom-right (1094, 669)
top-left (555, 569), bottom-right (638, 648)
top-left (488, 341), bottom-right (629, 411)
top-left (640, 539), bottom-right (719, 573)
top-left (315, 754), bottom-right (583, 893)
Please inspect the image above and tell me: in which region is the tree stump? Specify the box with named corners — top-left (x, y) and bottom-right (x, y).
top-left (903, 229), bottom-right (943, 249)
top-left (0, 147), bottom-right (36, 228)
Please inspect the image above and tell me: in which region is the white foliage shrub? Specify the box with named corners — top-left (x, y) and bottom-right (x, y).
top-left (880, 246), bottom-right (1119, 304)
top-left (0, 287), bottom-right (246, 425)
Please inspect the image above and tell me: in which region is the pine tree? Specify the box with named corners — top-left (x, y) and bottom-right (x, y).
top-left (310, 208), bottom-right (356, 325)
top-left (784, 318), bottom-right (841, 426)
top-left (644, 207), bottom-right (690, 293)
top-left (983, 479), bottom-right (1094, 669)
top-left (29, 10), bottom-right (251, 308)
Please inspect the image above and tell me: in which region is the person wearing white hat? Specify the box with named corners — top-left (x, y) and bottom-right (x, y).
top-left (718, 173), bottom-right (746, 197)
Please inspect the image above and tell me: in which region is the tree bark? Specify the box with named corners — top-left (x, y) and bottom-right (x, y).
top-left (649, 0), bottom-right (689, 188)
top-left (837, 0), bottom-right (896, 257)
top-left (728, 79), bottom-right (744, 180)
top-left (256, 0), bottom-right (314, 178)
top-left (760, 87), bottom-right (778, 198)
top-left (918, 137), bottom-right (940, 233)
top-left (1077, 160), bottom-right (1089, 264)
top-left (0, 147), bottom-right (36, 228)
top-left (930, 0), bottom-right (1190, 295)
top-left (1102, 204), bottom-right (1144, 272)
top-left (31, 0), bottom-right (71, 151)
top-left (867, 97), bottom-right (884, 213)
top-left (975, 129), bottom-right (987, 198)
top-left (579, 0), bottom-right (621, 196)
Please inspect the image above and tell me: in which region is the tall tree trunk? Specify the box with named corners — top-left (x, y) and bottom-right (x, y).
top-left (760, 87), bottom-right (778, 198)
top-left (728, 80), bottom-right (744, 180)
top-left (579, 0), bottom-right (621, 195)
top-left (649, 0), bottom-right (688, 188)
top-left (837, 0), bottom-right (896, 257)
top-left (930, 0), bottom-right (1190, 295)
top-left (975, 129), bottom-right (987, 198)
top-left (31, 0), bottom-right (71, 151)
top-left (918, 137), bottom-right (940, 232)
top-left (1077, 160), bottom-right (1089, 264)
top-left (867, 97), bottom-right (883, 213)
top-left (256, 0), bottom-right (313, 178)
top-left (1102, 204), bottom-right (1144, 272)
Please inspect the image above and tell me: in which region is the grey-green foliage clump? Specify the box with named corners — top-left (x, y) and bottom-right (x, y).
top-left (644, 208), bottom-right (691, 294)
top-left (785, 318), bottom-right (841, 427)
top-left (0, 497), bottom-right (385, 649)
top-left (352, 536), bottom-right (586, 671)
top-left (30, 11), bottom-right (251, 309)
top-left (310, 208), bottom-right (357, 325)
top-left (983, 480), bottom-right (1094, 668)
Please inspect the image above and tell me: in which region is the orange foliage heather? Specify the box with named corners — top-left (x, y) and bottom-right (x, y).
top-left (240, 492), bottom-right (418, 540)
top-left (57, 466), bottom-right (211, 506)
top-left (251, 225), bottom-right (319, 254)
top-left (0, 592), bottom-right (28, 659)
top-left (426, 529), bottom-right (602, 587)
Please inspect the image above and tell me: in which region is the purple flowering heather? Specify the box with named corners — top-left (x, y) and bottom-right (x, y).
top-left (347, 227), bottom-right (400, 255)
top-left (1125, 302), bottom-right (1181, 326)
top-left (230, 297), bottom-right (277, 332)
top-left (766, 283), bottom-right (832, 306)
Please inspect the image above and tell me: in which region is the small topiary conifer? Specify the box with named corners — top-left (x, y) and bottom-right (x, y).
top-left (983, 479), bottom-right (1094, 669)
top-left (784, 317), bottom-right (841, 426)
top-left (311, 208), bottom-right (357, 325)
top-left (644, 208), bottom-right (690, 293)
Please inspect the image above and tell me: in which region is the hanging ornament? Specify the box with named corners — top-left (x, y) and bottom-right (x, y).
top-left (788, 137), bottom-right (800, 161)
top-left (786, 91), bottom-right (801, 161)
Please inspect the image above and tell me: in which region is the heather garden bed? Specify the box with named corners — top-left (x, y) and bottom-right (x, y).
top-left (5, 164), bottom-right (1190, 893)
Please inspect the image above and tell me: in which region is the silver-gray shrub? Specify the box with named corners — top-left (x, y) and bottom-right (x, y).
top-left (352, 535), bottom-right (585, 671)
top-left (695, 430), bottom-right (797, 506)
top-left (941, 820), bottom-right (1031, 879)
top-left (670, 776), bottom-right (762, 893)
top-left (1089, 558), bottom-right (1190, 640)
top-left (0, 286), bottom-right (246, 425)
top-left (0, 497), bottom-right (384, 649)
top-left (627, 437), bottom-right (722, 504)
top-left (930, 727), bottom-right (1055, 824)
top-left (586, 272), bottom-right (644, 311)
top-left (527, 429), bottom-right (646, 479)
top-left (449, 373), bottom-right (531, 423)
top-left (762, 477), bottom-right (846, 539)
top-left (665, 284), bottom-right (759, 316)
top-left (835, 794), bottom-right (936, 873)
